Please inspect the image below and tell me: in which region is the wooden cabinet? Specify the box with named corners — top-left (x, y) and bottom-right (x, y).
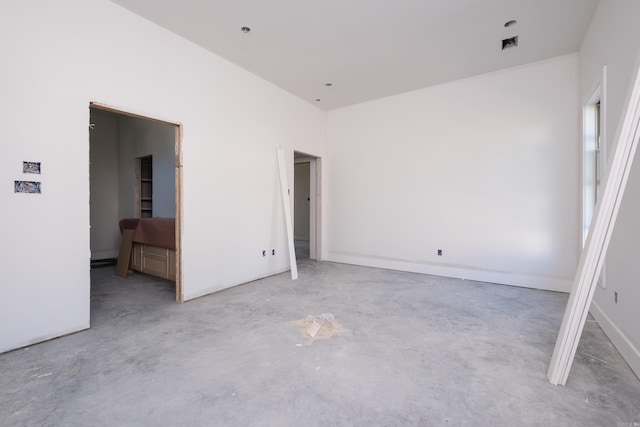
top-left (131, 242), bottom-right (176, 282)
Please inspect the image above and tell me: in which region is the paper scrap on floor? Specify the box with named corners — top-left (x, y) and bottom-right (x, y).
top-left (296, 313), bottom-right (344, 342)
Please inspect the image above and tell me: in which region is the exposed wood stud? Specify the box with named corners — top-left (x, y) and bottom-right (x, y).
top-left (175, 125), bottom-right (184, 302)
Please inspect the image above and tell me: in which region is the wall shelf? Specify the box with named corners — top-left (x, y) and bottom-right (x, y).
top-left (137, 156), bottom-right (153, 218)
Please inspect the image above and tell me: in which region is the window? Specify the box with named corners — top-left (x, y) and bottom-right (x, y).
top-left (582, 67), bottom-right (607, 287)
top-left (583, 101), bottom-right (601, 244)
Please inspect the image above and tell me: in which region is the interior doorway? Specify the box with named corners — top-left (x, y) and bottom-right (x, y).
top-left (89, 103), bottom-right (183, 302)
top-left (294, 151), bottom-right (321, 260)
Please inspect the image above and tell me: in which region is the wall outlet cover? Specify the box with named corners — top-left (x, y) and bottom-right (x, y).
top-left (23, 162), bottom-right (41, 174)
top-left (15, 181), bottom-right (41, 194)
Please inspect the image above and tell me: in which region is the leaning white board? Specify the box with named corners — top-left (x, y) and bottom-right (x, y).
top-left (277, 145), bottom-right (298, 280)
top-left (548, 61), bottom-right (640, 385)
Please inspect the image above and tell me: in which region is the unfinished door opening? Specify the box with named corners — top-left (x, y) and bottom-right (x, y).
top-left (89, 103), bottom-right (183, 304)
top-left (294, 151), bottom-right (321, 260)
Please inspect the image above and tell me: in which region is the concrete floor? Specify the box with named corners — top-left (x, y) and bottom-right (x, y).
top-left (1, 261), bottom-right (639, 426)
top-left (295, 240), bottom-right (310, 259)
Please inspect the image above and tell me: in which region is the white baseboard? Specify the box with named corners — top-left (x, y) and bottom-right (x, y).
top-left (184, 266), bottom-right (291, 301)
top-left (1, 322), bottom-right (90, 354)
top-left (326, 252), bottom-right (572, 293)
top-left (590, 301), bottom-right (640, 380)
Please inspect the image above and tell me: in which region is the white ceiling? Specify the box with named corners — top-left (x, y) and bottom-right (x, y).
top-left (109, 0), bottom-right (599, 110)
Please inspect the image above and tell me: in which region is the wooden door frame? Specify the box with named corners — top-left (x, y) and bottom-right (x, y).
top-left (89, 102), bottom-right (184, 302)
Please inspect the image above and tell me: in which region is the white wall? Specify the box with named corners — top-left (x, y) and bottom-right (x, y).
top-left (90, 110), bottom-right (120, 260)
top-left (118, 116), bottom-right (176, 219)
top-left (326, 54), bottom-right (580, 292)
top-left (580, 0), bottom-right (640, 378)
top-left (0, 0), bottom-right (326, 353)
top-left (294, 162), bottom-right (311, 241)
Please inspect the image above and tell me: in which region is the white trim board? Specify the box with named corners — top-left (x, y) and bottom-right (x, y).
top-left (277, 145), bottom-right (298, 280)
top-left (327, 252), bottom-right (572, 292)
top-left (0, 323), bottom-right (90, 354)
top-left (548, 61), bottom-right (640, 385)
top-left (589, 302), bottom-right (640, 380)
top-left (183, 267), bottom-right (292, 301)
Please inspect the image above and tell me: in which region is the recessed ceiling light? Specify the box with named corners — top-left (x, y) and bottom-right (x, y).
top-left (325, 83), bottom-right (333, 87)
top-left (504, 20), bottom-right (517, 27)
top-left (240, 26), bottom-right (251, 33)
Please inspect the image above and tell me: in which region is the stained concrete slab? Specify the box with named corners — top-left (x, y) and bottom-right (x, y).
top-left (1, 260), bottom-right (639, 426)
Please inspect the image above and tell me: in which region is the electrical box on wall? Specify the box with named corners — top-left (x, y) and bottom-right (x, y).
top-left (15, 181), bottom-right (41, 194)
top-left (15, 161), bottom-right (42, 194)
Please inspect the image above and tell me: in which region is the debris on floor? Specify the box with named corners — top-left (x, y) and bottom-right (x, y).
top-left (295, 313), bottom-right (345, 342)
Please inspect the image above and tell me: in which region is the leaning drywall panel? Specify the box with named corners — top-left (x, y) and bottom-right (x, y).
top-left (0, 0), bottom-right (326, 352)
top-left (277, 146), bottom-right (298, 280)
top-left (326, 54), bottom-right (580, 292)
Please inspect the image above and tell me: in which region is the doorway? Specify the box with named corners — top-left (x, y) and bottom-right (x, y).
top-left (89, 103), bottom-right (183, 302)
top-left (294, 151), bottom-right (321, 260)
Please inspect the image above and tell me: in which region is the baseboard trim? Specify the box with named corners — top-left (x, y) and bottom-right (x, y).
top-left (326, 252), bottom-right (572, 293)
top-left (1, 322), bottom-right (90, 355)
top-left (183, 267), bottom-right (291, 301)
top-left (590, 301), bottom-right (640, 380)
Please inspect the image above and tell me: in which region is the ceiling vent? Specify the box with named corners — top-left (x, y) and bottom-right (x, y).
top-left (502, 36), bottom-right (518, 50)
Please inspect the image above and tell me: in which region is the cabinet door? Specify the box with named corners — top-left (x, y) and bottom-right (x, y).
top-left (131, 243), bottom-right (142, 271)
top-left (142, 245), bottom-right (170, 279)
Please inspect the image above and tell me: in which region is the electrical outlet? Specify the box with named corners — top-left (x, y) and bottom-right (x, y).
top-left (437, 249), bottom-right (443, 256)
top-left (262, 250), bottom-right (266, 257)
top-left (272, 249), bottom-right (275, 256)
